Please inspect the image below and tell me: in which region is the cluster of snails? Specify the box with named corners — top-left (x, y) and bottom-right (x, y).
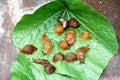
top-left (54, 18), bottom-right (80, 35)
top-left (20, 17), bottom-right (92, 74)
top-left (21, 44), bottom-right (55, 74)
top-left (59, 29), bottom-right (76, 50)
top-left (54, 18), bottom-right (79, 50)
top-left (54, 17), bottom-right (91, 50)
top-left (53, 46), bottom-right (90, 63)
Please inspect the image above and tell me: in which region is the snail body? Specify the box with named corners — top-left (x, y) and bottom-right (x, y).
top-left (76, 46), bottom-right (90, 62)
top-left (33, 59), bottom-right (50, 67)
top-left (34, 59), bottom-right (56, 74)
top-left (42, 33), bottom-right (52, 55)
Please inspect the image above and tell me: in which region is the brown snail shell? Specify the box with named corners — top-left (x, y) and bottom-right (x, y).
top-left (80, 31), bottom-right (92, 41)
top-left (69, 18), bottom-right (80, 28)
top-left (44, 64), bottom-right (56, 74)
top-left (65, 29), bottom-right (76, 45)
top-left (59, 40), bottom-right (70, 50)
top-left (41, 33), bottom-right (52, 55)
top-left (64, 53), bottom-right (77, 62)
top-left (76, 46), bottom-right (90, 62)
top-left (54, 24), bottom-right (64, 35)
top-left (21, 44), bottom-right (37, 54)
top-left (53, 53), bottom-right (64, 62)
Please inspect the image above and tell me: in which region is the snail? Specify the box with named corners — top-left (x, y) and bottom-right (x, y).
top-left (53, 53), bottom-right (64, 62)
top-left (80, 31), bottom-right (92, 41)
top-left (76, 46), bottom-right (90, 62)
top-left (58, 17), bottom-right (68, 28)
top-left (44, 64), bottom-right (56, 74)
top-left (64, 53), bottom-right (77, 62)
top-left (65, 29), bottom-right (76, 45)
top-left (33, 59), bottom-right (50, 67)
top-left (21, 44), bottom-right (37, 54)
top-left (33, 59), bottom-right (56, 74)
top-left (41, 33), bottom-right (52, 55)
top-left (59, 40), bottom-right (70, 50)
top-left (54, 24), bottom-right (64, 35)
top-left (69, 18), bottom-right (80, 28)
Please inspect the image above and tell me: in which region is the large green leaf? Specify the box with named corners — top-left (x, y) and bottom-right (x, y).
top-left (11, 0), bottom-right (118, 80)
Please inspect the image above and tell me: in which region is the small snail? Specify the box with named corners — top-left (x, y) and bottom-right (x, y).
top-left (44, 64), bottom-right (56, 74)
top-left (69, 18), bottom-right (80, 28)
top-left (33, 59), bottom-right (56, 74)
top-left (80, 31), bottom-right (92, 41)
top-left (58, 17), bottom-right (68, 28)
top-left (59, 40), bottom-right (70, 50)
top-left (64, 53), bottom-right (77, 62)
top-left (33, 59), bottom-right (50, 67)
top-left (41, 33), bottom-right (52, 55)
top-left (65, 29), bottom-right (76, 45)
top-left (54, 24), bottom-right (64, 35)
top-left (21, 44), bottom-right (37, 54)
top-left (76, 46), bottom-right (90, 62)
top-left (53, 53), bottom-right (64, 62)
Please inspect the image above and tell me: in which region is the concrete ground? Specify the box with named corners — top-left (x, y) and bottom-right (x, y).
top-left (0, 0), bottom-right (120, 80)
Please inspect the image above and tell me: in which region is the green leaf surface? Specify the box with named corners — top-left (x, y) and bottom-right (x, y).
top-left (11, 0), bottom-right (118, 80)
